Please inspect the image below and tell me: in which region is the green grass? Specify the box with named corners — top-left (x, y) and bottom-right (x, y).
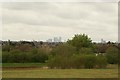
top-left (2, 63), bottom-right (118, 78)
top-left (3, 63), bottom-right (118, 69)
top-left (3, 63), bottom-right (47, 68)
top-left (3, 68), bottom-right (118, 78)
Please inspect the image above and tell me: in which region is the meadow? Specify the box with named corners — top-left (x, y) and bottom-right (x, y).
top-left (3, 68), bottom-right (118, 78)
top-left (2, 63), bottom-right (118, 78)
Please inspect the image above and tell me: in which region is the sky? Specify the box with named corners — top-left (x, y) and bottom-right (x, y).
top-left (1, 2), bottom-right (118, 42)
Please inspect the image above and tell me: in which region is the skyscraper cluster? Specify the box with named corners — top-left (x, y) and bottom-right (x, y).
top-left (46, 37), bottom-right (62, 42)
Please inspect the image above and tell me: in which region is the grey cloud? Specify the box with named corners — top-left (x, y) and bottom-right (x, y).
top-left (2, 2), bottom-right (118, 42)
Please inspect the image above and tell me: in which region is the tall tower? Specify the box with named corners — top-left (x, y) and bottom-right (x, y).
top-left (59, 37), bottom-right (61, 42)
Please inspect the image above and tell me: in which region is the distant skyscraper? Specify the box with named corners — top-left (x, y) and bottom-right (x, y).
top-left (54, 37), bottom-right (58, 42)
top-left (53, 37), bottom-right (62, 42)
top-left (101, 39), bottom-right (106, 44)
top-left (58, 37), bottom-right (61, 42)
top-left (46, 39), bottom-right (52, 43)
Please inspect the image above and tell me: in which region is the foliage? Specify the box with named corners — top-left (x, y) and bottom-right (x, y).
top-left (2, 51), bottom-right (11, 63)
top-left (84, 54), bottom-right (97, 69)
top-left (16, 44), bottom-right (32, 52)
top-left (67, 34), bottom-right (92, 51)
top-left (105, 46), bottom-right (119, 64)
top-left (48, 54), bottom-right (108, 69)
top-left (2, 45), bottom-right (11, 52)
top-left (79, 47), bottom-right (93, 54)
top-left (51, 43), bottom-right (76, 57)
top-left (48, 43), bottom-right (76, 69)
top-left (97, 44), bottom-right (108, 53)
top-left (2, 34), bottom-right (117, 69)
top-left (48, 56), bottom-right (73, 69)
top-left (96, 55), bottom-right (108, 68)
top-left (10, 50), bottom-right (28, 63)
top-left (30, 50), bottom-right (48, 63)
top-left (71, 54), bottom-right (86, 69)
top-left (2, 48), bottom-right (48, 63)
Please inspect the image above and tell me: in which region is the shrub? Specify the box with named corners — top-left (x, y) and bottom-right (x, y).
top-left (48, 56), bottom-right (62, 69)
top-left (48, 56), bottom-right (73, 69)
top-left (84, 55), bottom-right (97, 69)
top-left (2, 51), bottom-right (11, 63)
top-left (30, 48), bottom-right (48, 63)
top-left (2, 45), bottom-right (11, 52)
top-left (105, 46), bottom-right (118, 64)
top-left (2, 48), bottom-right (49, 63)
top-left (9, 50), bottom-right (29, 63)
top-left (96, 55), bottom-right (107, 68)
top-left (51, 43), bottom-right (76, 57)
top-left (48, 53), bottom-right (108, 69)
top-left (71, 54), bottom-right (85, 69)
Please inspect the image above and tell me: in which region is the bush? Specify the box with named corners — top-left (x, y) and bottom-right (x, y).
top-left (84, 55), bottom-right (97, 69)
top-left (2, 45), bottom-right (11, 52)
top-left (2, 48), bottom-right (49, 63)
top-left (48, 56), bottom-right (74, 69)
top-left (30, 48), bottom-right (48, 63)
top-left (2, 51), bottom-right (11, 63)
top-left (105, 46), bottom-right (118, 64)
top-left (48, 53), bottom-right (108, 69)
top-left (72, 54), bottom-right (108, 69)
top-left (51, 43), bottom-right (76, 57)
top-left (48, 56), bottom-right (63, 69)
top-left (96, 55), bottom-right (107, 68)
top-left (48, 43), bottom-right (77, 69)
top-left (71, 54), bottom-right (85, 69)
top-left (7, 50), bottom-right (29, 63)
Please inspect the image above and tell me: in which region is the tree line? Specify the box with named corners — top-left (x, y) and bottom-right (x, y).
top-left (2, 34), bottom-right (119, 69)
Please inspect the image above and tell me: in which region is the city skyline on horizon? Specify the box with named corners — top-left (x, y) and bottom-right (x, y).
top-left (1, 37), bottom-right (118, 43)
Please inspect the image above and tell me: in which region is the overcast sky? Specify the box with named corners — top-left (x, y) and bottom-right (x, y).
top-left (2, 2), bottom-right (118, 42)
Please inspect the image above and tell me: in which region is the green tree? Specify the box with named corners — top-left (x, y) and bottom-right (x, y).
top-left (79, 47), bottom-right (93, 54)
top-left (67, 34), bottom-right (92, 51)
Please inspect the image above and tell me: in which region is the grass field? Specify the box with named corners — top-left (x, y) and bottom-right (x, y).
top-left (3, 63), bottom-right (47, 68)
top-left (2, 63), bottom-right (118, 78)
top-left (2, 63), bottom-right (118, 69)
top-left (3, 68), bottom-right (118, 78)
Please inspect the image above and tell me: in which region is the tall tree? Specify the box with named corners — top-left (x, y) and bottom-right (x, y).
top-left (67, 34), bottom-right (92, 51)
